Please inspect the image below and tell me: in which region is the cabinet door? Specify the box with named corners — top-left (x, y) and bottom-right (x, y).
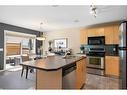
top-left (80, 29), bottom-right (88, 44)
top-left (104, 25), bottom-right (119, 44)
top-left (113, 25), bottom-right (119, 44)
top-left (105, 56), bottom-right (120, 77)
top-left (87, 28), bottom-right (104, 37)
top-left (104, 26), bottom-right (114, 44)
top-left (87, 28), bottom-right (96, 37)
top-left (96, 28), bottom-right (104, 36)
top-left (76, 58), bottom-right (86, 89)
top-left (82, 58), bottom-right (86, 84)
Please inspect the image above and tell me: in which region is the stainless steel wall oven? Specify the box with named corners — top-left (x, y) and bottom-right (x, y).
top-left (87, 56), bottom-right (104, 69)
top-left (85, 45), bottom-right (105, 75)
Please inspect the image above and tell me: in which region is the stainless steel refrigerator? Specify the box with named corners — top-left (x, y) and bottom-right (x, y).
top-left (119, 21), bottom-right (127, 89)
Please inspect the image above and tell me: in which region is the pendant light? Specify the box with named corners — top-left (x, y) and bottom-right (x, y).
top-left (36, 22), bottom-right (46, 41)
top-left (36, 35), bottom-right (46, 41)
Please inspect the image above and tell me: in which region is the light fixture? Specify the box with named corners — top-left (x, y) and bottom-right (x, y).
top-left (90, 5), bottom-right (97, 18)
top-left (74, 19), bottom-right (79, 23)
top-left (51, 5), bottom-right (59, 7)
top-left (36, 22), bottom-right (46, 41)
top-left (36, 36), bottom-right (46, 41)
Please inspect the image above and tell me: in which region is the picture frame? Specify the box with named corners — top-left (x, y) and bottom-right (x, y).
top-left (54, 38), bottom-right (68, 48)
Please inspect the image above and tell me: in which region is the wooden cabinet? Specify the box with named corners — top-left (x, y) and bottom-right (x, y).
top-left (87, 28), bottom-right (96, 37)
top-left (76, 58), bottom-right (86, 89)
top-left (36, 69), bottom-right (62, 89)
top-left (104, 25), bottom-right (119, 44)
top-left (113, 25), bottom-right (119, 44)
top-left (96, 28), bottom-right (105, 36)
top-left (80, 24), bottom-right (119, 45)
top-left (80, 28), bottom-right (104, 44)
top-left (80, 29), bottom-right (88, 44)
top-left (104, 26), bottom-right (114, 44)
top-left (105, 56), bottom-right (120, 77)
top-left (87, 28), bottom-right (104, 37)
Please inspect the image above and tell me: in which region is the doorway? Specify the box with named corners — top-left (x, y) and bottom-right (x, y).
top-left (4, 30), bottom-right (36, 71)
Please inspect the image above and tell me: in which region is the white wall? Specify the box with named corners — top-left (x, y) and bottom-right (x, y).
top-left (44, 28), bottom-right (81, 54)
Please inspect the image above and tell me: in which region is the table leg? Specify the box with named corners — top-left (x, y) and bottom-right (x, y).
top-left (21, 66), bottom-right (24, 77)
top-left (26, 66), bottom-right (29, 79)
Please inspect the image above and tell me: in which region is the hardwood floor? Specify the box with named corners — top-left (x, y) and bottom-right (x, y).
top-left (0, 70), bottom-right (120, 89)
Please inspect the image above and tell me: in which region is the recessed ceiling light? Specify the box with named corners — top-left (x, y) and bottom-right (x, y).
top-left (74, 19), bottom-right (79, 23)
top-left (40, 22), bottom-right (43, 25)
top-left (51, 5), bottom-right (59, 7)
top-left (39, 22), bottom-right (43, 29)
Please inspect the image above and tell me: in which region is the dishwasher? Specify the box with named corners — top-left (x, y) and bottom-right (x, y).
top-left (62, 63), bottom-right (76, 89)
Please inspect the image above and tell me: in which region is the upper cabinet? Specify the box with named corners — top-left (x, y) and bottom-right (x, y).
top-left (87, 28), bottom-right (104, 37)
top-left (80, 29), bottom-right (88, 44)
top-left (104, 25), bottom-right (119, 44)
top-left (113, 25), bottom-right (119, 44)
top-left (104, 26), bottom-right (114, 44)
top-left (80, 24), bottom-right (119, 45)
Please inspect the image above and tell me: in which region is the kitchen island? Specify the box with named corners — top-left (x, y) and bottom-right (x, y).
top-left (20, 55), bottom-right (86, 89)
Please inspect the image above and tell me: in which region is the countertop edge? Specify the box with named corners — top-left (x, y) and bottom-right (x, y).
top-left (20, 56), bottom-right (86, 71)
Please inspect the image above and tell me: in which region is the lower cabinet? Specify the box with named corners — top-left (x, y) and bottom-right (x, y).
top-left (105, 56), bottom-right (120, 77)
top-left (76, 58), bottom-right (86, 89)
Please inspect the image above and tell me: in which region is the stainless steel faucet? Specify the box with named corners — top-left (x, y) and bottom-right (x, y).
top-left (63, 50), bottom-right (70, 58)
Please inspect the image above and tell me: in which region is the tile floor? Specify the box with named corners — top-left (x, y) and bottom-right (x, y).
top-left (84, 74), bottom-right (120, 89)
top-left (0, 70), bottom-right (120, 89)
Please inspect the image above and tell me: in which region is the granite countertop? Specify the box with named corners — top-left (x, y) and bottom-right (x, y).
top-left (20, 55), bottom-right (86, 71)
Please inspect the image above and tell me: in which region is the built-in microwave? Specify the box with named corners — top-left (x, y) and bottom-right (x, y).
top-left (88, 36), bottom-right (105, 45)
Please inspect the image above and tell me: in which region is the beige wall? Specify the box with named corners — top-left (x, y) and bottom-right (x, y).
top-left (43, 28), bottom-right (81, 54)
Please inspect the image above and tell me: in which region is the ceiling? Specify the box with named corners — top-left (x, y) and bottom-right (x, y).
top-left (0, 5), bottom-right (127, 32)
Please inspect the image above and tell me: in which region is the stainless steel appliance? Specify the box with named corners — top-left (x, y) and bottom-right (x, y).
top-left (87, 56), bottom-right (104, 69)
top-left (87, 56), bottom-right (104, 75)
top-left (85, 45), bottom-right (105, 75)
top-left (119, 21), bottom-right (127, 89)
top-left (62, 63), bottom-right (76, 89)
top-left (88, 36), bottom-right (105, 45)
top-left (84, 36), bottom-right (105, 75)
